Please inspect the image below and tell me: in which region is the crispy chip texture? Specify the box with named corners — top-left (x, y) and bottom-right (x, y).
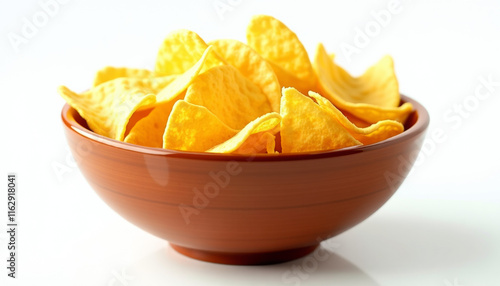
top-left (126, 47), bottom-right (219, 148)
top-left (124, 94), bottom-right (183, 148)
top-left (314, 43), bottom-right (412, 124)
top-left (224, 132), bottom-right (276, 154)
top-left (93, 67), bottom-right (154, 87)
top-left (309, 92), bottom-right (404, 145)
top-left (58, 78), bottom-right (156, 140)
top-left (124, 108), bottom-right (154, 138)
top-left (267, 62), bottom-right (317, 96)
top-left (185, 65), bottom-right (273, 130)
top-left (263, 132), bottom-right (277, 154)
top-left (280, 88), bottom-right (361, 153)
top-left (93, 67), bottom-right (179, 98)
top-left (209, 113), bottom-right (281, 154)
top-left (155, 29), bottom-right (225, 76)
top-left (209, 39), bottom-right (281, 112)
top-left (163, 100), bottom-right (238, 151)
top-left (315, 44), bottom-right (399, 107)
top-left (246, 15), bottom-right (317, 94)
top-left (156, 46), bottom-right (215, 103)
top-left (343, 111), bottom-right (371, 128)
top-left (59, 15), bottom-right (414, 154)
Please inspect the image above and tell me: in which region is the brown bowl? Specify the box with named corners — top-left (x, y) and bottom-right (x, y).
top-left (61, 95), bottom-right (429, 265)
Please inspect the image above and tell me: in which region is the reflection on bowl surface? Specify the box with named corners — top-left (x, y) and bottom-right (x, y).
top-left (61, 95), bottom-right (429, 265)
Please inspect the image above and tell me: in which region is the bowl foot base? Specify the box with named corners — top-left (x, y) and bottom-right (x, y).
top-left (169, 243), bottom-right (319, 265)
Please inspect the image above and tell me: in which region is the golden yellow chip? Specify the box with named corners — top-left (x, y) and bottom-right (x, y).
top-left (147, 75), bottom-right (179, 93)
top-left (124, 47), bottom-right (219, 147)
top-left (156, 46), bottom-right (216, 103)
top-left (185, 65), bottom-right (273, 130)
top-left (262, 132), bottom-right (277, 154)
top-left (309, 91), bottom-right (404, 145)
top-left (155, 29), bottom-right (225, 76)
top-left (58, 78), bottom-right (156, 140)
top-left (59, 15), bottom-right (413, 154)
top-left (163, 100), bottom-right (238, 151)
top-left (246, 15), bottom-right (317, 94)
top-left (265, 132), bottom-right (277, 154)
top-left (124, 94), bottom-right (183, 148)
top-left (316, 44), bottom-right (399, 107)
top-left (342, 111), bottom-right (371, 128)
top-left (208, 113), bottom-right (281, 154)
top-left (93, 67), bottom-right (154, 87)
top-left (223, 131), bottom-right (276, 154)
top-left (280, 88), bottom-right (361, 153)
top-left (314, 43), bottom-right (412, 124)
top-left (209, 39), bottom-right (281, 112)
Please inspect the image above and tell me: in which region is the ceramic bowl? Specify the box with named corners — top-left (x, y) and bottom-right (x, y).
top-left (61, 95), bottom-right (429, 265)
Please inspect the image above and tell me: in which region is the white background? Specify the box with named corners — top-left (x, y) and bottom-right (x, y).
top-left (1, 0), bottom-right (499, 285)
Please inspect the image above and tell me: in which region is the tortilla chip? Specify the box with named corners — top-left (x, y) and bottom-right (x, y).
top-left (280, 88), bottom-right (361, 153)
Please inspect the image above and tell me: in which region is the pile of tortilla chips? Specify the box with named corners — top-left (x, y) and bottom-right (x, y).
top-left (59, 15), bottom-right (413, 154)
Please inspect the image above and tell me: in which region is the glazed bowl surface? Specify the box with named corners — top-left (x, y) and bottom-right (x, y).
top-left (61, 95), bottom-right (429, 265)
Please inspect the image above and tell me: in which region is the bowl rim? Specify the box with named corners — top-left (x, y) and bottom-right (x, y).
top-left (61, 94), bottom-right (429, 161)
